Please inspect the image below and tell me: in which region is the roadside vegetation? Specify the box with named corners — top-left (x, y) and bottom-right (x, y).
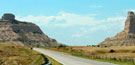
top-left (45, 55), bottom-right (63, 65)
top-left (45, 45), bottom-right (135, 65)
top-left (0, 43), bottom-right (44, 65)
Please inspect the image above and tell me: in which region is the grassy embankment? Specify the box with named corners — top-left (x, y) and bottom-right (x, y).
top-left (0, 43), bottom-right (45, 65)
top-left (0, 43), bottom-right (63, 65)
top-left (45, 55), bottom-right (63, 65)
top-left (46, 46), bottom-right (135, 65)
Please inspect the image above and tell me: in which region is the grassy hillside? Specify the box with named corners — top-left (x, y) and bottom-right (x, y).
top-left (0, 43), bottom-right (44, 65)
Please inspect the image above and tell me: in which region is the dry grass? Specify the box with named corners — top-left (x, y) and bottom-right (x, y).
top-left (48, 46), bottom-right (135, 58)
top-left (69, 46), bottom-right (135, 57)
top-left (0, 43), bottom-right (44, 65)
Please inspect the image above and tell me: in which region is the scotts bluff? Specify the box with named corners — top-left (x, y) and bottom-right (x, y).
top-left (0, 13), bottom-right (60, 47)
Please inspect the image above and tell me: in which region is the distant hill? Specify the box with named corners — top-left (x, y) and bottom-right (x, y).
top-left (0, 13), bottom-right (60, 47)
top-left (99, 11), bottom-right (135, 47)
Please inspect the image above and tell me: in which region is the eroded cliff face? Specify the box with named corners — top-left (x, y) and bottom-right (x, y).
top-left (0, 13), bottom-right (59, 47)
top-left (99, 11), bottom-right (135, 47)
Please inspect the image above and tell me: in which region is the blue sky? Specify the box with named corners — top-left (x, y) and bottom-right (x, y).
top-left (0, 0), bottom-right (135, 46)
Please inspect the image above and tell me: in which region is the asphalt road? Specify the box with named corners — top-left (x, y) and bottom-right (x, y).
top-left (34, 48), bottom-right (117, 65)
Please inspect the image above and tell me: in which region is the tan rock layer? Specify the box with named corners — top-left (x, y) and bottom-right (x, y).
top-left (99, 11), bottom-right (135, 46)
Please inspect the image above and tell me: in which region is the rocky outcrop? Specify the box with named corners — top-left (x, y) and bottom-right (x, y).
top-left (1, 13), bottom-right (15, 21)
top-left (99, 11), bottom-right (135, 47)
top-left (124, 11), bottom-right (135, 33)
top-left (0, 13), bottom-right (59, 47)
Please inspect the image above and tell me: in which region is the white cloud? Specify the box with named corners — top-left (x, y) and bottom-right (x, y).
top-left (16, 11), bottom-right (98, 27)
top-left (16, 15), bottom-right (55, 26)
top-left (16, 11), bottom-right (126, 38)
top-left (89, 5), bottom-right (103, 8)
top-left (72, 34), bottom-right (82, 38)
top-left (124, 9), bottom-right (135, 13)
top-left (71, 16), bottom-right (126, 38)
top-left (105, 17), bottom-right (126, 22)
top-left (16, 11), bottom-right (126, 27)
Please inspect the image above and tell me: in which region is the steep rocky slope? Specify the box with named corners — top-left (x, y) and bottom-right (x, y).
top-left (99, 11), bottom-right (135, 46)
top-left (0, 13), bottom-right (59, 47)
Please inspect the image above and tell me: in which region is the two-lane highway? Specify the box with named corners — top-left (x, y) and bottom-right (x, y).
top-left (34, 48), bottom-right (117, 65)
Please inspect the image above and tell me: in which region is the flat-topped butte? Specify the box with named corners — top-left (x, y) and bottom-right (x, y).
top-left (0, 13), bottom-right (59, 47)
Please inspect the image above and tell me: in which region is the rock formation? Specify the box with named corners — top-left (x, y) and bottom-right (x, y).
top-left (99, 11), bottom-right (135, 46)
top-left (2, 13), bottom-right (15, 21)
top-left (0, 13), bottom-right (59, 47)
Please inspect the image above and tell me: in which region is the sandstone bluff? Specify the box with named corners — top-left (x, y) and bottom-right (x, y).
top-left (99, 11), bottom-right (135, 46)
top-left (0, 13), bottom-right (59, 47)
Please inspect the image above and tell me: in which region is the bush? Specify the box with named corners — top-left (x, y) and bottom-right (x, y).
top-left (109, 49), bottom-right (115, 53)
top-left (64, 48), bottom-right (69, 50)
top-left (57, 45), bottom-right (66, 49)
top-left (132, 50), bottom-right (135, 53)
